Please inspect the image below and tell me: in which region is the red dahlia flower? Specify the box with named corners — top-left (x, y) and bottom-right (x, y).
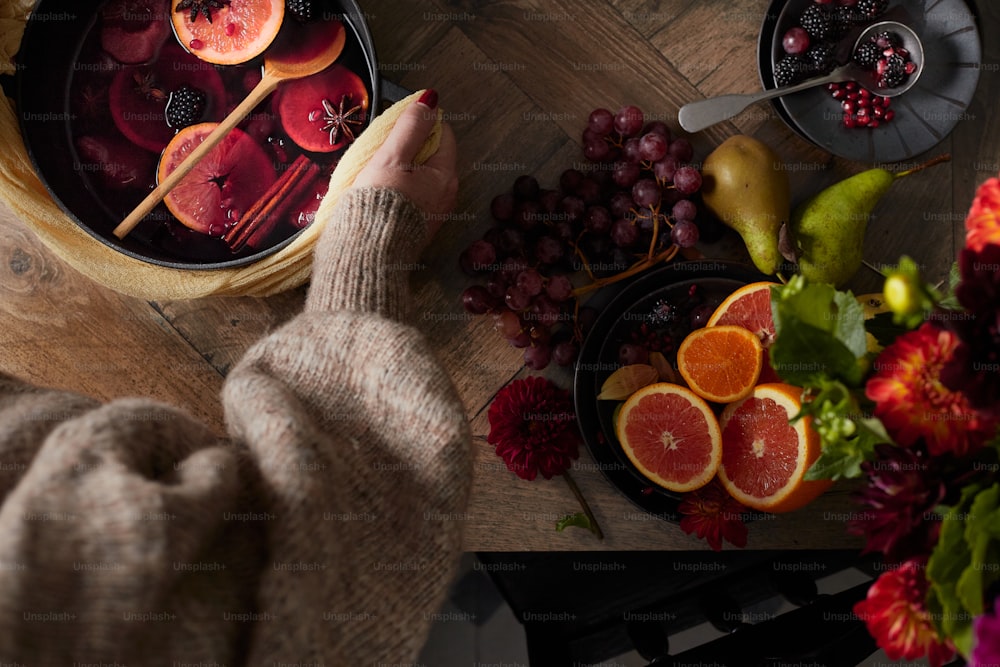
top-left (678, 478), bottom-right (748, 551)
top-left (965, 176), bottom-right (1000, 252)
top-left (848, 443), bottom-right (946, 563)
top-left (853, 559), bottom-right (955, 667)
top-left (866, 323), bottom-right (997, 457)
top-left (487, 376), bottom-right (580, 481)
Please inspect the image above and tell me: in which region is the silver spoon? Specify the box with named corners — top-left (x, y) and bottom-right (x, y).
top-left (678, 21), bottom-right (924, 134)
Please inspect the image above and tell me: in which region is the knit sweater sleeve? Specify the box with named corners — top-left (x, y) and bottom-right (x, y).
top-left (0, 187), bottom-right (472, 666)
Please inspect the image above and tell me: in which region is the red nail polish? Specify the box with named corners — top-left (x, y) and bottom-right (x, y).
top-left (418, 89), bottom-right (438, 109)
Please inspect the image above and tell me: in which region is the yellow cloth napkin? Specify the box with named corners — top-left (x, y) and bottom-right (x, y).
top-left (0, 3), bottom-right (440, 299)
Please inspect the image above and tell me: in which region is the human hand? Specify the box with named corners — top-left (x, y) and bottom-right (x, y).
top-left (351, 90), bottom-right (458, 238)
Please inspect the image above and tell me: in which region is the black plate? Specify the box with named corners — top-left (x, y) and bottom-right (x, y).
top-left (14, 0), bottom-right (380, 269)
top-left (574, 260), bottom-right (770, 523)
top-left (758, 0), bottom-right (982, 163)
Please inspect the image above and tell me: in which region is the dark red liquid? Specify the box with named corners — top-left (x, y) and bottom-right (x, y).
top-left (69, 0), bottom-right (371, 265)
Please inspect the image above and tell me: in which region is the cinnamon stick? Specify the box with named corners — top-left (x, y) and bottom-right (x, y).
top-left (224, 154), bottom-right (322, 252)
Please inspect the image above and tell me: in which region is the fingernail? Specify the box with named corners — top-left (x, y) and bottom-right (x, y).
top-left (418, 89), bottom-right (439, 109)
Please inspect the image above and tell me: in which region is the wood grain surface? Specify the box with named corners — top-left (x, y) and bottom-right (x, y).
top-left (1, 0), bottom-right (996, 551)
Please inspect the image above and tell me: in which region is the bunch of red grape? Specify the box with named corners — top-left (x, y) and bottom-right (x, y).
top-left (459, 105), bottom-right (706, 371)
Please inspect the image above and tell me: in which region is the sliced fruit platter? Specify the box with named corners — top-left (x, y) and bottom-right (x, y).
top-left (573, 262), bottom-right (833, 521)
top-left (24, 0), bottom-right (374, 266)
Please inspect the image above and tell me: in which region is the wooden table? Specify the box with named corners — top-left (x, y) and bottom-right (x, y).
top-left (1, 0), bottom-right (997, 551)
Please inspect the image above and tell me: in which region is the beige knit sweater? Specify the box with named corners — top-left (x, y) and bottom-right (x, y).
top-left (0, 187), bottom-right (472, 665)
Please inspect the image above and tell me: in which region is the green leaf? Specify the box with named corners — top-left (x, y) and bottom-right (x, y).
top-left (955, 484), bottom-right (1000, 617)
top-left (771, 279), bottom-right (867, 386)
top-left (770, 316), bottom-right (863, 386)
top-left (926, 482), bottom-right (988, 656)
top-left (938, 261), bottom-right (963, 311)
top-left (555, 512), bottom-right (593, 533)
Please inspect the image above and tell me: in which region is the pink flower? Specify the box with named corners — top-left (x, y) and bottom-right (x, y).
top-left (971, 598), bottom-right (1000, 667)
top-left (487, 376), bottom-right (579, 481)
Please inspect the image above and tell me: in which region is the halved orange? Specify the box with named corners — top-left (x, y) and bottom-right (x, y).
top-left (717, 383), bottom-right (832, 513)
top-left (677, 325), bottom-right (763, 403)
top-left (171, 0), bottom-right (284, 66)
top-left (707, 281), bottom-right (781, 383)
top-left (615, 383), bottom-right (722, 493)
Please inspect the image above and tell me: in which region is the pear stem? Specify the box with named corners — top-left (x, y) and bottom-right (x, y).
top-left (896, 154), bottom-right (951, 178)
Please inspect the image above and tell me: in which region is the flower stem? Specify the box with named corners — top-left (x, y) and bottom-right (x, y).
top-left (563, 470), bottom-right (604, 540)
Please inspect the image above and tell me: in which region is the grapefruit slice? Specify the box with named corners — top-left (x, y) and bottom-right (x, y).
top-left (677, 325), bottom-right (763, 403)
top-left (615, 383), bottom-right (722, 493)
top-left (707, 281), bottom-right (781, 383)
top-left (171, 0), bottom-right (284, 66)
top-left (717, 383), bottom-right (832, 513)
top-left (158, 122), bottom-right (277, 235)
top-left (276, 64), bottom-right (369, 153)
top-left (101, 0), bottom-right (172, 64)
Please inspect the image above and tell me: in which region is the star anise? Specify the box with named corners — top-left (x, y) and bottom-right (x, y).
top-left (321, 95), bottom-right (365, 146)
top-left (175, 0), bottom-right (231, 24)
top-left (132, 70), bottom-right (167, 102)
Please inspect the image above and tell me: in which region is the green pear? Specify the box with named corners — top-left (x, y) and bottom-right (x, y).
top-left (701, 135), bottom-right (790, 276)
top-left (790, 155), bottom-right (949, 286)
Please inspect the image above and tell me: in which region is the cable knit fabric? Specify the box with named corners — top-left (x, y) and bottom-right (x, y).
top-left (0, 186), bottom-right (472, 666)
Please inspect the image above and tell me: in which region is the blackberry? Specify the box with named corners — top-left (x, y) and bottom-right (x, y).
top-left (806, 43), bottom-right (836, 74)
top-left (854, 41), bottom-right (881, 69)
top-left (164, 85), bottom-right (206, 129)
top-left (831, 5), bottom-right (864, 35)
top-left (774, 55), bottom-right (808, 86)
top-left (856, 0), bottom-right (889, 19)
top-left (800, 5), bottom-right (832, 41)
top-left (286, 0), bottom-right (314, 21)
top-left (882, 54), bottom-right (908, 88)
top-left (875, 31), bottom-right (902, 49)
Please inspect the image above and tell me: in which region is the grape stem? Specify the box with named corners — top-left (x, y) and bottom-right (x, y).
top-left (572, 245), bottom-right (679, 297)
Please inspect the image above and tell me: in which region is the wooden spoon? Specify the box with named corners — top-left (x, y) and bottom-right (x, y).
top-left (113, 22), bottom-right (347, 240)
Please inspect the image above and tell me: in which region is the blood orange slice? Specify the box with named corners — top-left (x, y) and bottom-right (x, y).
top-left (707, 281), bottom-right (781, 383)
top-left (615, 383), bottom-right (722, 493)
top-left (276, 64), bottom-right (369, 153)
top-left (717, 383), bottom-right (832, 513)
top-left (171, 0), bottom-right (284, 66)
top-left (677, 325), bottom-right (763, 403)
top-left (158, 122), bottom-right (277, 235)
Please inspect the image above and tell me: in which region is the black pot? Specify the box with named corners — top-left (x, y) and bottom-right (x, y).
top-left (7, 0), bottom-right (397, 270)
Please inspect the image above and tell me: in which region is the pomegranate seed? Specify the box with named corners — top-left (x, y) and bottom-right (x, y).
top-left (874, 107), bottom-right (884, 119)
top-left (857, 116), bottom-right (870, 127)
top-left (847, 91), bottom-right (859, 101)
top-left (869, 120), bottom-right (880, 128)
top-left (860, 89), bottom-right (872, 98)
top-left (842, 100), bottom-right (854, 113)
top-left (846, 82), bottom-right (857, 90)
top-left (189, 38), bottom-right (204, 50)
top-left (882, 97), bottom-right (891, 107)
top-left (843, 114), bottom-right (856, 129)
top-left (308, 108), bottom-right (322, 122)
top-left (832, 88), bottom-right (847, 100)
top-left (226, 22), bottom-right (237, 36)
top-left (906, 62), bottom-right (917, 74)
top-left (885, 109), bottom-right (895, 121)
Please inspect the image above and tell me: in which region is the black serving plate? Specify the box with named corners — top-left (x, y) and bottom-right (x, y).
top-left (758, 0), bottom-right (982, 163)
top-left (574, 260), bottom-right (770, 523)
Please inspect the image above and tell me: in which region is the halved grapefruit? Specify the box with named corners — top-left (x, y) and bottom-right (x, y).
top-left (717, 383), bottom-right (832, 513)
top-left (171, 0), bottom-right (284, 66)
top-left (615, 383), bottom-right (722, 493)
top-left (707, 281), bottom-right (782, 383)
top-left (158, 122), bottom-right (277, 235)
